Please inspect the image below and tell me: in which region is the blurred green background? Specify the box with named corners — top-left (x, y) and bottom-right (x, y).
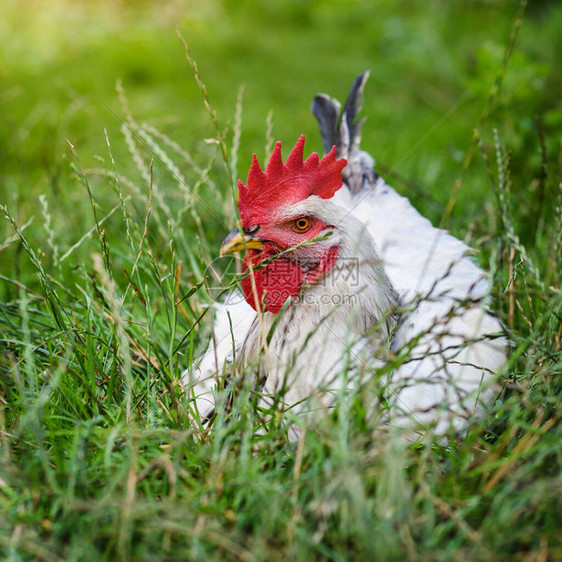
top-left (1, 0), bottom-right (561, 261)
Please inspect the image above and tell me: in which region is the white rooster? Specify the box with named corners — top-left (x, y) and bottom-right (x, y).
top-left (184, 72), bottom-right (507, 439)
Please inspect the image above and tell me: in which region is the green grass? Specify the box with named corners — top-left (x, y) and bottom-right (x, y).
top-left (1, 0), bottom-right (561, 559)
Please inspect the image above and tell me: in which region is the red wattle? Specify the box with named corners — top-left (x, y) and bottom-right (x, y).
top-left (241, 254), bottom-right (304, 313)
top-left (240, 245), bottom-right (339, 314)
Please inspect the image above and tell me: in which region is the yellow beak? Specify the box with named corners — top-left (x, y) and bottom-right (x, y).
top-left (219, 228), bottom-right (266, 257)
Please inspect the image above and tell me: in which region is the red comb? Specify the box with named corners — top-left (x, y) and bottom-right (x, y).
top-left (237, 135), bottom-right (347, 226)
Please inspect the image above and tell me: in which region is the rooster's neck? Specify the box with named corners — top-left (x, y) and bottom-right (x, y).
top-left (240, 213), bottom-right (399, 407)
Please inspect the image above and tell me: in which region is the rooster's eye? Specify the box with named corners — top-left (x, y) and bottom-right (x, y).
top-left (292, 217), bottom-right (313, 233)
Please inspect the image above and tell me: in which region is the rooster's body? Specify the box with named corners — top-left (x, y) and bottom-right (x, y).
top-left (185, 73), bottom-right (506, 438)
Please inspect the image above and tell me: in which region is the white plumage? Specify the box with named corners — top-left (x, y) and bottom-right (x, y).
top-left (183, 72), bottom-right (507, 439)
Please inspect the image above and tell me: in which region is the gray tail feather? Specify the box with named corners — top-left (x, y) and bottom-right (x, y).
top-left (311, 71), bottom-right (378, 194)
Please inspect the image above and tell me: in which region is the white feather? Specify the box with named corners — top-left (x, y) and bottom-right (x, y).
top-left (332, 181), bottom-right (506, 433)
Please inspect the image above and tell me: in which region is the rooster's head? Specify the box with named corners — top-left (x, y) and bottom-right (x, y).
top-left (220, 135), bottom-right (347, 313)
